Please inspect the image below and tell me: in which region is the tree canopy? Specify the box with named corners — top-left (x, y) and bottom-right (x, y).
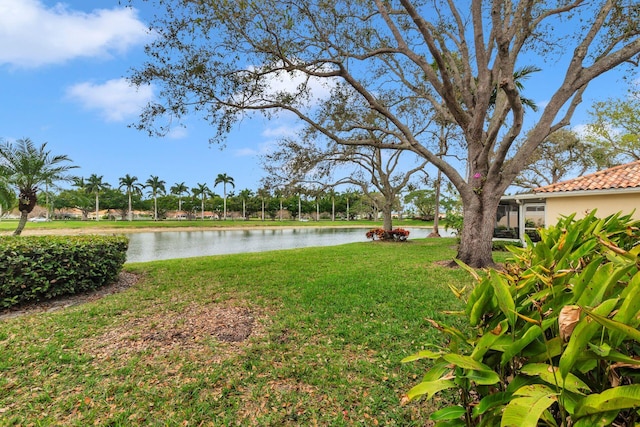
top-left (130, 0), bottom-right (640, 267)
top-left (513, 129), bottom-right (602, 190)
top-left (583, 84), bottom-right (640, 165)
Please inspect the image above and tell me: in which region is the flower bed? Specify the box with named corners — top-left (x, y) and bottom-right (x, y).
top-left (366, 228), bottom-right (410, 242)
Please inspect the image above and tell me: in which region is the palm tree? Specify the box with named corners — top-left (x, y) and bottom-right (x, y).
top-left (118, 174), bottom-right (143, 221)
top-left (256, 187), bottom-right (270, 221)
top-left (192, 182), bottom-right (212, 220)
top-left (238, 188), bottom-right (253, 220)
top-left (214, 173), bottom-right (235, 220)
top-left (85, 174), bottom-right (110, 221)
top-left (0, 174), bottom-right (16, 221)
top-left (145, 175), bottom-right (166, 221)
top-left (170, 181), bottom-right (189, 213)
top-left (0, 138), bottom-right (76, 235)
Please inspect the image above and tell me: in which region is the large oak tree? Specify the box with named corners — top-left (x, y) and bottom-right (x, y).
top-left (130, 0), bottom-right (640, 267)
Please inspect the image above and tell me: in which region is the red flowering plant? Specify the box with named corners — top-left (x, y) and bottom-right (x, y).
top-left (366, 228), bottom-right (410, 242)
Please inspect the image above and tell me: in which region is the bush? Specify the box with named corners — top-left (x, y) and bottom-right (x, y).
top-left (404, 211), bottom-right (640, 426)
top-left (491, 239), bottom-right (523, 251)
top-left (366, 228), bottom-right (410, 241)
top-left (0, 235), bottom-right (129, 308)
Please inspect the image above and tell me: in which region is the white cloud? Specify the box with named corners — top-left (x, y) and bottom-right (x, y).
top-left (66, 78), bottom-right (154, 122)
top-left (246, 64), bottom-right (339, 108)
top-left (167, 127), bottom-right (188, 140)
top-left (235, 147), bottom-right (260, 157)
top-left (0, 0), bottom-right (150, 68)
top-left (261, 124), bottom-right (302, 139)
top-left (235, 140), bottom-right (277, 157)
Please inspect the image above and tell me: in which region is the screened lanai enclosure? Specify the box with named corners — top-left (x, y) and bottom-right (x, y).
top-left (495, 196), bottom-right (546, 242)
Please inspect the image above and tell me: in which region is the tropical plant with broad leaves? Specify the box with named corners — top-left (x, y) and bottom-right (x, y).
top-left (404, 211), bottom-right (640, 426)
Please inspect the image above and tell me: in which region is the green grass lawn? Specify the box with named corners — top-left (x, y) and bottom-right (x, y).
top-left (0, 237), bottom-right (482, 426)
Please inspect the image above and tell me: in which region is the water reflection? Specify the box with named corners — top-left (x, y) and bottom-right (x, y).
top-left (126, 227), bottom-right (449, 263)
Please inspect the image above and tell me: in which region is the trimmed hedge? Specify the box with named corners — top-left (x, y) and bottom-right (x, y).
top-left (0, 235), bottom-right (129, 308)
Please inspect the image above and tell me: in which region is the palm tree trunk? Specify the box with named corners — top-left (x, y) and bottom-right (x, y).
top-left (332, 196), bottom-right (335, 221)
top-left (223, 196), bottom-right (227, 220)
top-left (14, 210), bottom-right (28, 235)
top-left (128, 192), bottom-right (133, 221)
top-left (346, 198), bottom-right (350, 221)
top-left (95, 193), bottom-right (100, 221)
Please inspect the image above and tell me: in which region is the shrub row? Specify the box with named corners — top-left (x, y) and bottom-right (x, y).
top-left (0, 235), bottom-right (129, 308)
top-left (491, 239), bottom-right (523, 251)
top-left (366, 228), bottom-right (410, 241)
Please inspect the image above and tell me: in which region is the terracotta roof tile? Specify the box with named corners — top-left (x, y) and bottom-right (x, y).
top-left (534, 159), bottom-right (640, 193)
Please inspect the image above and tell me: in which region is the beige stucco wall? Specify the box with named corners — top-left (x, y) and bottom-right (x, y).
top-left (545, 192), bottom-right (640, 226)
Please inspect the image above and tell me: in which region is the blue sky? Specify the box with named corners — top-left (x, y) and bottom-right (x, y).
top-left (0, 0), bottom-right (637, 195)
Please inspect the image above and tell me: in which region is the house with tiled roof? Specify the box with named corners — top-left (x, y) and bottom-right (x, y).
top-left (496, 159), bottom-right (640, 242)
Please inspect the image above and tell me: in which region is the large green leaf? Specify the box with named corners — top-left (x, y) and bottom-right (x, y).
top-left (573, 411), bottom-right (618, 427)
top-left (583, 308), bottom-right (640, 343)
top-left (571, 257), bottom-right (605, 300)
top-left (401, 348), bottom-right (442, 363)
top-left (471, 319), bottom-right (509, 360)
top-left (520, 363), bottom-right (590, 394)
top-left (529, 336), bottom-right (563, 362)
top-left (422, 359), bottom-right (453, 382)
top-left (500, 324), bottom-right (543, 366)
top-left (610, 272), bottom-right (640, 346)
top-left (489, 269), bottom-right (516, 327)
top-left (430, 405), bottom-right (466, 421)
top-left (559, 298), bottom-right (618, 379)
top-left (443, 354), bottom-right (494, 372)
top-left (407, 379), bottom-right (456, 401)
top-left (462, 368), bottom-right (500, 385)
top-left (575, 263), bottom-right (613, 307)
top-left (501, 384), bottom-right (557, 427)
top-left (567, 239), bottom-right (598, 262)
top-left (466, 278), bottom-right (493, 326)
top-left (474, 391), bottom-right (512, 416)
top-left (574, 384), bottom-right (640, 417)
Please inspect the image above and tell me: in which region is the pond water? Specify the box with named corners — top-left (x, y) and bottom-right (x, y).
top-left (126, 227), bottom-right (452, 263)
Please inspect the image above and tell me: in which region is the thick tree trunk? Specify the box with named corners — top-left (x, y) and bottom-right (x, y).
top-left (13, 210), bottom-right (28, 236)
top-left (382, 203), bottom-right (393, 231)
top-left (456, 196), bottom-right (498, 268)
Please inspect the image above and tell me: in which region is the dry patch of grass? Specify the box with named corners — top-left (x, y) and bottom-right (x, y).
top-left (82, 302), bottom-right (267, 361)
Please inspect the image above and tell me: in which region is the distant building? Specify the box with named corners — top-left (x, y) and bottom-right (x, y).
top-left (498, 159), bottom-right (640, 242)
